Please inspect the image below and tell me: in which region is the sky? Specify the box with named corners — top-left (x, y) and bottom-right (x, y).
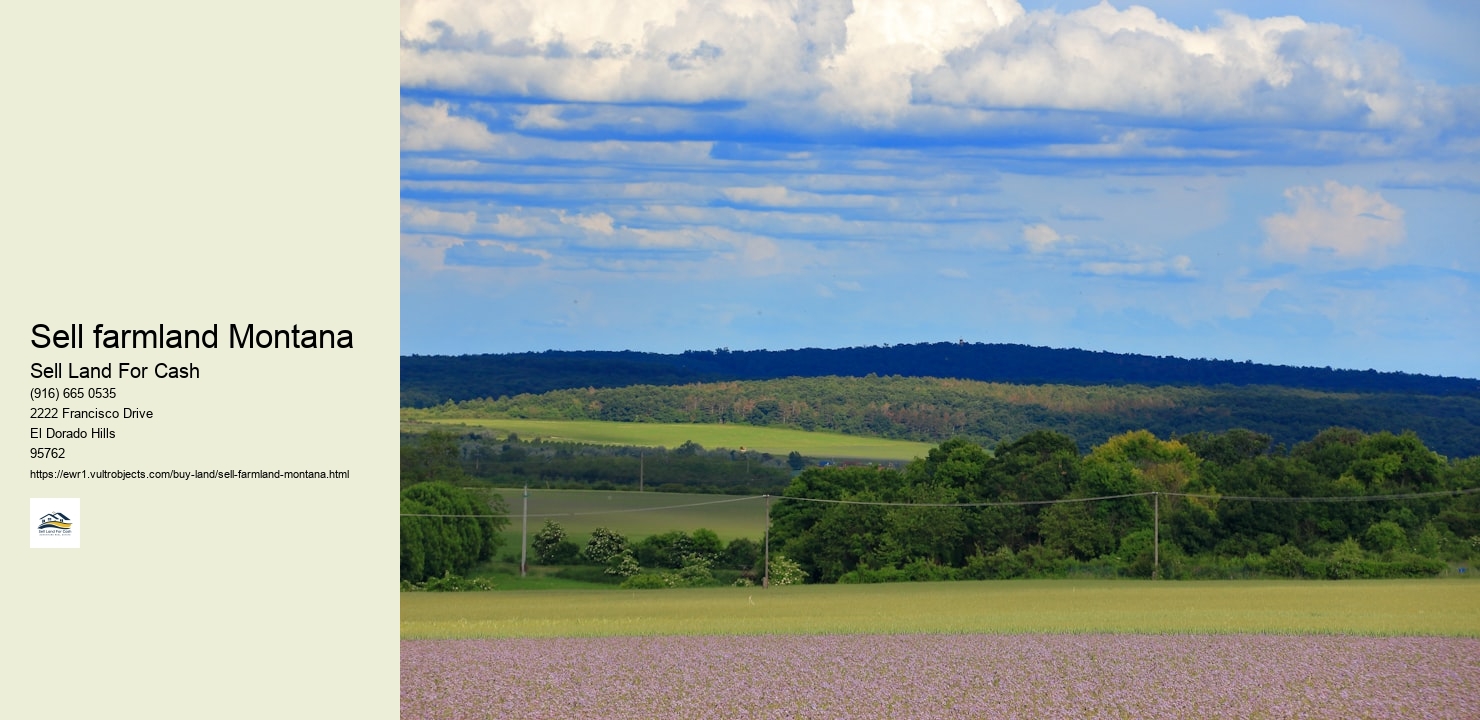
top-left (400, 0), bottom-right (1479, 379)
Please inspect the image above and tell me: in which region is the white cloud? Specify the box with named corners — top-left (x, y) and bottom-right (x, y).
top-left (401, 0), bottom-right (815, 104)
top-left (723, 185), bottom-right (801, 207)
top-left (818, 0), bottom-right (1022, 122)
top-left (400, 1), bottom-right (1459, 144)
top-left (560, 211), bottom-right (616, 235)
top-left (517, 105), bottom-right (568, 130)
top-left (1260, 181), bottom-right (1406, 266)
top-left (400, 102), bottom-right (502, 152)
top-left (1079, 255), bottom-right (1196, 279)
top-left (1022, 223), bottom-right (1070, 253)
top-left (401, 203), bottom-right (477, 233)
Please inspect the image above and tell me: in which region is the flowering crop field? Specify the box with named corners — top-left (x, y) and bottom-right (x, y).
top-left (402, 581), bottom-right (1479, 718)
top-left (401, 633), bottom-right (1479, 719)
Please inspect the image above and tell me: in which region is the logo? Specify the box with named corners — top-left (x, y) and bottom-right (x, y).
top-left (31, 498), bottom-right (81, 549)
top-left (38, 512), bottom-right (73, 532)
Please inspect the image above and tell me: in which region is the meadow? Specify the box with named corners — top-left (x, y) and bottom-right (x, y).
top-left (401, 579), bottom-right (1480, 639)
top-left (466, 488), bottom-right (770, 550)
top-left (403, 415), bottom-right (936, 462)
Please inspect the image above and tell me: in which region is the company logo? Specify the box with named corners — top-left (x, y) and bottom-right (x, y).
top-left (31, 498), bottom-right (81, 549)
top-left (38, 512), bottom-right (73, 532)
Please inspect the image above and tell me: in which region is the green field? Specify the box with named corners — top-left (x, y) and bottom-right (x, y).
top-left (405, 416), bottom-right (936, 462)
top-left (401, 579), bottom-right (1480, 639)
top-left (471, 488), bottom-right (770, 548)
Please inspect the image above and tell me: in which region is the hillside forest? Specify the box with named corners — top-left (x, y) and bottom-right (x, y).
top-left (413, 374), bottom-right (1480, 458)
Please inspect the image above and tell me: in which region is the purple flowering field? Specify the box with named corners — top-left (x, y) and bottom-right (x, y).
top-left (401, 633), bottom-right (1478, 719)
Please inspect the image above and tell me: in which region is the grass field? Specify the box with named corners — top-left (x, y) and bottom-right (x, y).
top-left (404, 415), bottom-right (936, 462)
top-left (401, 578), bottom-right (1480, 639)
top-left (468, 488), bottom-right (771, 549)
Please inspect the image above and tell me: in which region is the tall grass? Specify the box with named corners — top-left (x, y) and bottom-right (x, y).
top-left (401, 579), bottom-right (1480, 639)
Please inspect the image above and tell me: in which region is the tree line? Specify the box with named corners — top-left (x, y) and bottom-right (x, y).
top-left (400, 425), bottom-right (1480, 585)
top-left (400, 429), bottom-right (794, 495)
top-left (773, 428), bottom-right (1478, 583)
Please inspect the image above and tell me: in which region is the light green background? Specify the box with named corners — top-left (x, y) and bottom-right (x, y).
top-left (4, 3), bottom-right (397, 717)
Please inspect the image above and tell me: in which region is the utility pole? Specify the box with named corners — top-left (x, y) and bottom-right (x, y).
top-left (520, 483), bottom-right (529, 578)
top-left (1153, 492), bottom-right (1160, 580)
top-left (763, 494), bottom-right (771, 589)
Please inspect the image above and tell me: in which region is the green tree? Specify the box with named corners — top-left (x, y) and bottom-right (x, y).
top-left (400, 482), bottom-right (506, 582)
top-left (1038, 501), bottom-right (1115, 560)
top-left (1363, 520), bottom-right (1407, 555)
top-left (722, 537), bottom-right (761, 571)
top-left (532, 520), bottom-right (580, 565)
top-left (689, 528), bottom-right (724, 562)
top-left (583, 527), bottom-right (629, 565)
top-left (400, 429), bottom-right (468, 488)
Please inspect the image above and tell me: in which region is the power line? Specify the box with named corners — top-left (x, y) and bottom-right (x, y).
top-left (1169, 487), bottom-right (1480, 503)
top-left (402, 494), bottom-right (767, 519)
top-left (769, 492), bottom-right (1154, 508)
top-left (401, 486), bottom-right (1480, 518)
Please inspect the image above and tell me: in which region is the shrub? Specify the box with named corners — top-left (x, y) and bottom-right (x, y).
top-left (605, 549), bottom-right (641, 578)
top-left (532, 521), bottom-right (581, 565)
top-left (553, 566), bottom-right (623, 585)
top-left (962, 546), bottom-right (1024, 580)
top-left (902, 558), bottom-right (957, 582)
top-left (1266, 544), bottom-right (1309, 578)
top-left (1363, 521), bottom-right (1407, 555)
top-left (1015, 544), bottom-right (1067, 577)
top-left (768, 554), bottom-right (806, 586)
top-left (583, 527), bottom-right (629, 565)
top-left (620, 573), bottom-right (669, 589)
top-left (411, 572), bottom-right (497, 592)
top-left (666, 553), bottom-right (717, 587)
top-left (1325, 538), bottom-right (1368, 580)
top-left (837, 566), bottom-right (908, 584)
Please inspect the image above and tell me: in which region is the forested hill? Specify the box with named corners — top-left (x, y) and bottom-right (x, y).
top-left (402, 342), bottom-right (1478, 407)
top-left (422, 376), bottom-right (1480, 459)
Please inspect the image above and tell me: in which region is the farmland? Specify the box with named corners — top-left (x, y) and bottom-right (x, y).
top-left (402, 633), bottom-right (1479, 719)
top-left (401, 579), bottom-right (1480, 639)
top-left (467, 488), bottom-right (769, 549)
top-left (402, 580), bottom-right (1480, 719)
top-left (403, 415), bottom-right (936, 462)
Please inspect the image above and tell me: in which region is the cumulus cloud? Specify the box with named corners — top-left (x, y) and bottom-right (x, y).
top-left (817, 0), bottom-right (1022, 122)
top-left (401, 0), bottom-right (816, 103)
top-left (1260, 181), bottom-right (1406, 266)
top-left (400, 0), bottom-right (1461, 147)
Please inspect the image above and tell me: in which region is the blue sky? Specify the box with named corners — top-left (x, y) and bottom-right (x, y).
top-left (400, 0), bottom-right (1479, 378)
